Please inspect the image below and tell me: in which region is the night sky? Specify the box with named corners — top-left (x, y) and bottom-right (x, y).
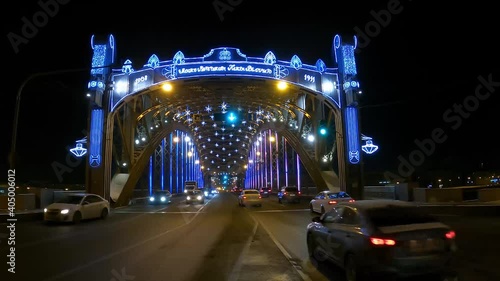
top-left (2, 0), bottom-right (499, 184)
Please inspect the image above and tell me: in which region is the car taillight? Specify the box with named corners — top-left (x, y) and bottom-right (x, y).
top-left (348, 199), bottom-right (355, 202)
top-left (283, 192), bottom-right (287, 195)
top-left (243, 196), bottom-right (247, 199)
top-left (258, 195), bottom-right (262, 199)
top-left (370, 237), bottom-right (396, 246)
top-left (328, 200), bottom-right (337, 205)
top-left (298, 191), bottom-right (301, 195)
top-left (445, 230), bottom-right (456, 239)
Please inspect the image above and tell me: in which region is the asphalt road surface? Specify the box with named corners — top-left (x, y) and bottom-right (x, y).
top-left (1, 192), bottom-right (499, 281)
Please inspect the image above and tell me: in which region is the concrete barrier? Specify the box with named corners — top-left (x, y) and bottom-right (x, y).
top-left (417, 205), bottom-right (500, 217)
top-left (479, 188), bottom-right (500, 202)
top-left (414, 188), bottom-right (463, 203)
top-left (0, 193), bottom-right (36, 210)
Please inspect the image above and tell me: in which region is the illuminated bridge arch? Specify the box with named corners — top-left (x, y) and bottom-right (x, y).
top-left (86, 34), bottom-right (365, 206)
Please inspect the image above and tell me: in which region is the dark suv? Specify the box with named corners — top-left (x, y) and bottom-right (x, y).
top-left (278, 186), bottom-right (301, 203)
top-left (259, 187), bottom-right (272, 197)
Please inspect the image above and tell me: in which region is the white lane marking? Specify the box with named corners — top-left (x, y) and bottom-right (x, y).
top-left (430, 214), bottom-right (459, 217)
top-left (114, 211), bottom-right (204, 214)
top-left (227, 216), bottom-right (259, 281)
top-left (249, 214), bottom-right (312, 281)
top-left (253, 209), bottom-right (310, 213)
top-left (18, 213), bottom-right (149, 250)
top-left (43, 200), bottom-right (210, 281)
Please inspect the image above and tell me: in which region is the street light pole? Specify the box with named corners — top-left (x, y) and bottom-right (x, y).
top-left (9, 68), bottom-right (88, 170)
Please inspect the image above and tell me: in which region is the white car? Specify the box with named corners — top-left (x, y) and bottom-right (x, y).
top-left (238, 189), bottom-right (262, 207)
top-left (44, 193), bottom-right (110, 223)
top-left (309, 191), bottom-right (354, 214)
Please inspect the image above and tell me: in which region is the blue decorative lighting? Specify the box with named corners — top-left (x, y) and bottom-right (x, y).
top-left (218, 48), bottom-right (231, 60)
top-left (149, 155), bottom-right (153, 195)
top-left (109, 46), bottom-right (342, 112)
top-left (146, 54), bottom-right (160, 68)
top-left (290, 55), bottom-right (302, 70)
top-left (70, 143), bottom-right (87, 157)
top-left (362, 140), bottom-right (379, 154)
top-left (315, 59), bottom-right (326, 73)
top-left (91, 45), bottom-right (106, 75)
top-left (341, 45), bottom-right (357, 75)
top-left (89, 109), bottom-right (103, 167)
top-left (345, 107), bottom-right (360, 164)
top-left (173, 51), bottom-right (185, 65)
top-left (264, 51), bottom-right (276, 65)
top-left (122, 59), bottom-right (134, 73)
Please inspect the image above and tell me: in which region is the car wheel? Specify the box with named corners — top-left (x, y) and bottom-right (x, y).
top-left (101, 208), bottom-right (108, 219)
top-left (321, 206), bottom-right (325, 214)
top-left (345, 254), bottom-right (359, 281)
top-left (73, 211), bottom-right (82, 224)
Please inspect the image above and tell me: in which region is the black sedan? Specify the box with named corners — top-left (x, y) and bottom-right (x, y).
top-left (306, 199), bottom-right (457, 281)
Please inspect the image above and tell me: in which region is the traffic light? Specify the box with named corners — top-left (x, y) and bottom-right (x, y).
top-left (319, 120), bottom-right (328, 136)
top-left (213, 112), bottom-right (241, 123)
top-left (227, 112), bottom-right (238, 123)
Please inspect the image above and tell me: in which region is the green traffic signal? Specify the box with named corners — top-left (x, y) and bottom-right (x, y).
top-left (319, 120), bottom-right (328, 136)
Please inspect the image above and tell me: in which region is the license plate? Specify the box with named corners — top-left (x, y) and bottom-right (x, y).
top-left (409, 239), bottom-right (443, 252)
top-left (289, 194), bottom-right (295, 196)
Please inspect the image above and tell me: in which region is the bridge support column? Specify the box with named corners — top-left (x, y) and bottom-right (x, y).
top-left (85, 34), bottom-right (116, 201)
top-left (333, 35), bottom-right (364, 199)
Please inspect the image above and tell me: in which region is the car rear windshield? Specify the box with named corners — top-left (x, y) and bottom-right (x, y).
top-left (285, 187), bottom-right (298, 192)
top-left (365, 206), bottom-right (438, 227)
top-left (329, 192), bottom-right (350, 199)
top-left (245, 190), bottom-right (259, 194)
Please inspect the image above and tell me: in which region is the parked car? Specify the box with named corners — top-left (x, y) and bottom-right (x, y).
top-left (44, 193), bottom-right (110, 224)
top-left (149, 190), bottom-right (172, 204)
top-left (238, 189), bottom-right (262, 207)
top-left (186, 190), bottom-right (205, 204)
top-left (309, 191), bottom-right (354, 214)
top-left (306, 199), bottom-right (457, 281)
top-left (278, 186), bottom-right (300, 203)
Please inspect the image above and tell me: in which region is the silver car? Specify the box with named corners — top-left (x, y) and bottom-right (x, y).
top-left (306, 199), bottom-right (457, 281)
top-left (309, 191), bottom-right (354, 214)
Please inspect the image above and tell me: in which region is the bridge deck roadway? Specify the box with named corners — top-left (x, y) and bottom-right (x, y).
top-left (1, 193), bottom-right (499, 281)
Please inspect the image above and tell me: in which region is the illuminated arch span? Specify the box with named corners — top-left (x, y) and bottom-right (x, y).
top-left (256, 122), bottom-right (328, 189)
top-left (114, 121), bottom-right (191, 206)
top-left (109, 76), bottom-right (343, 203)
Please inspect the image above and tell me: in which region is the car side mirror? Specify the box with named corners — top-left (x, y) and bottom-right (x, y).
top-left (312, 216), bottom-right (321, 223)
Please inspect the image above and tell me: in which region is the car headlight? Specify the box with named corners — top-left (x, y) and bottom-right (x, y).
top-left (204, 191), bottom-right (209, 196)
top-left (60, 209), bottom-right (69, 214)
top-left (150, 197), bottom-right (155, 201)
top-left (161, 196), bottom-right (166, 201)
top-left (44, 208), bottom-right (47, 212)
top-left (197, 195), bottom-right (202, 200)
top-left (184, 190), bottom-right (188, 193)
top-left (187, 196), bottom-right (191, 200)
